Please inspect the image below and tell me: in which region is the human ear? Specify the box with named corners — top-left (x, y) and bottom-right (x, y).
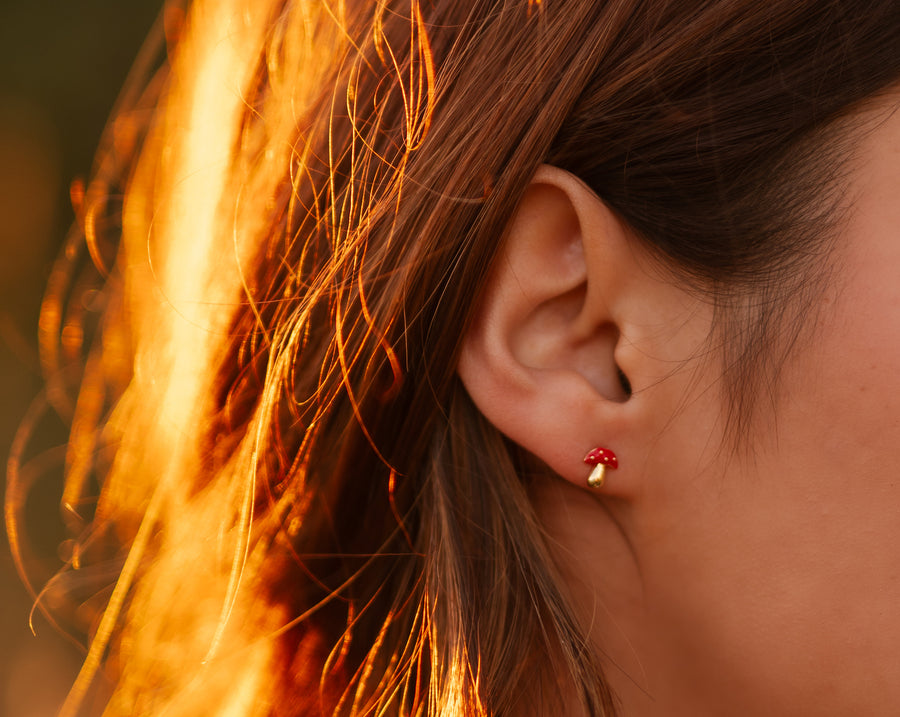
top-left (457, 165), bottom-right (713, 493)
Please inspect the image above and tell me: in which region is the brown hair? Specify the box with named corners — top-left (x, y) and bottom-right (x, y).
top-left (10, 0), bottom-right (900, 714)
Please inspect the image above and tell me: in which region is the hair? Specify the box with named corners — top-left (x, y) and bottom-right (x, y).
top-left (9, 0), bottom-right (900, 715)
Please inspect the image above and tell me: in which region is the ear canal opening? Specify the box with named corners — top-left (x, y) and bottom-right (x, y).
top-left (617, 365), bottom-right (632, 399)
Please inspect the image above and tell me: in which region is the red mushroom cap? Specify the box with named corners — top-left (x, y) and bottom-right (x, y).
top-left (583, 447), bottom-right (618, 469)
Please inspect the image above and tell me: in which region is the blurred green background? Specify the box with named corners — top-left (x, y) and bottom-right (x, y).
top-left (1, 2), bottom-right (161, 715)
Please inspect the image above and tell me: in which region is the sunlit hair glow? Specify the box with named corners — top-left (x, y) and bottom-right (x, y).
top-left (8, 0), bottom-right (900, 715)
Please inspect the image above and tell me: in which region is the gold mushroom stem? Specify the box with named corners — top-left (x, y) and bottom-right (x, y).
top-left (587, 463), bottom-right (606, 488)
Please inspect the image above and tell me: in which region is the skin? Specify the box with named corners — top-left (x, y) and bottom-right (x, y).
top-left (532, 94), bottom-right (900, 714)
top-left (460, 91), bottom-right (900, 714)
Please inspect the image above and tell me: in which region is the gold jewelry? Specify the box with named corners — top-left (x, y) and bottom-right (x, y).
top-left (583, 447), bottom-right (618, 488)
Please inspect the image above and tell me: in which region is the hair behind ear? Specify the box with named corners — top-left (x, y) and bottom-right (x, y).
top-left (416, 379), bottom-right (618, 713)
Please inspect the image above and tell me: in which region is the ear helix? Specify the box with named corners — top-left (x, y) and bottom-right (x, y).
top-left (584, 447), bottom-right (618, 488)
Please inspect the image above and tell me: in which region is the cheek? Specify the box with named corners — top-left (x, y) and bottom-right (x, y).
top-left (626, 102), bottom-right (900, 708)
top-left (790, 257), bottom-right (900, 475)
top-left (631, 262), bottom-right (900, 708)
top-left (815, 141), bottom-right (900, 460)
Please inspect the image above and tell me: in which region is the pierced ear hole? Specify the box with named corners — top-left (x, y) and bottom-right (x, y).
top-left (617, 366), bottom-right (632, 399)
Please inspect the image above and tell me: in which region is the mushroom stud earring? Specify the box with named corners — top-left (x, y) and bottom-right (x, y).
top-left (583, 447), bottom-right (618, 488)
